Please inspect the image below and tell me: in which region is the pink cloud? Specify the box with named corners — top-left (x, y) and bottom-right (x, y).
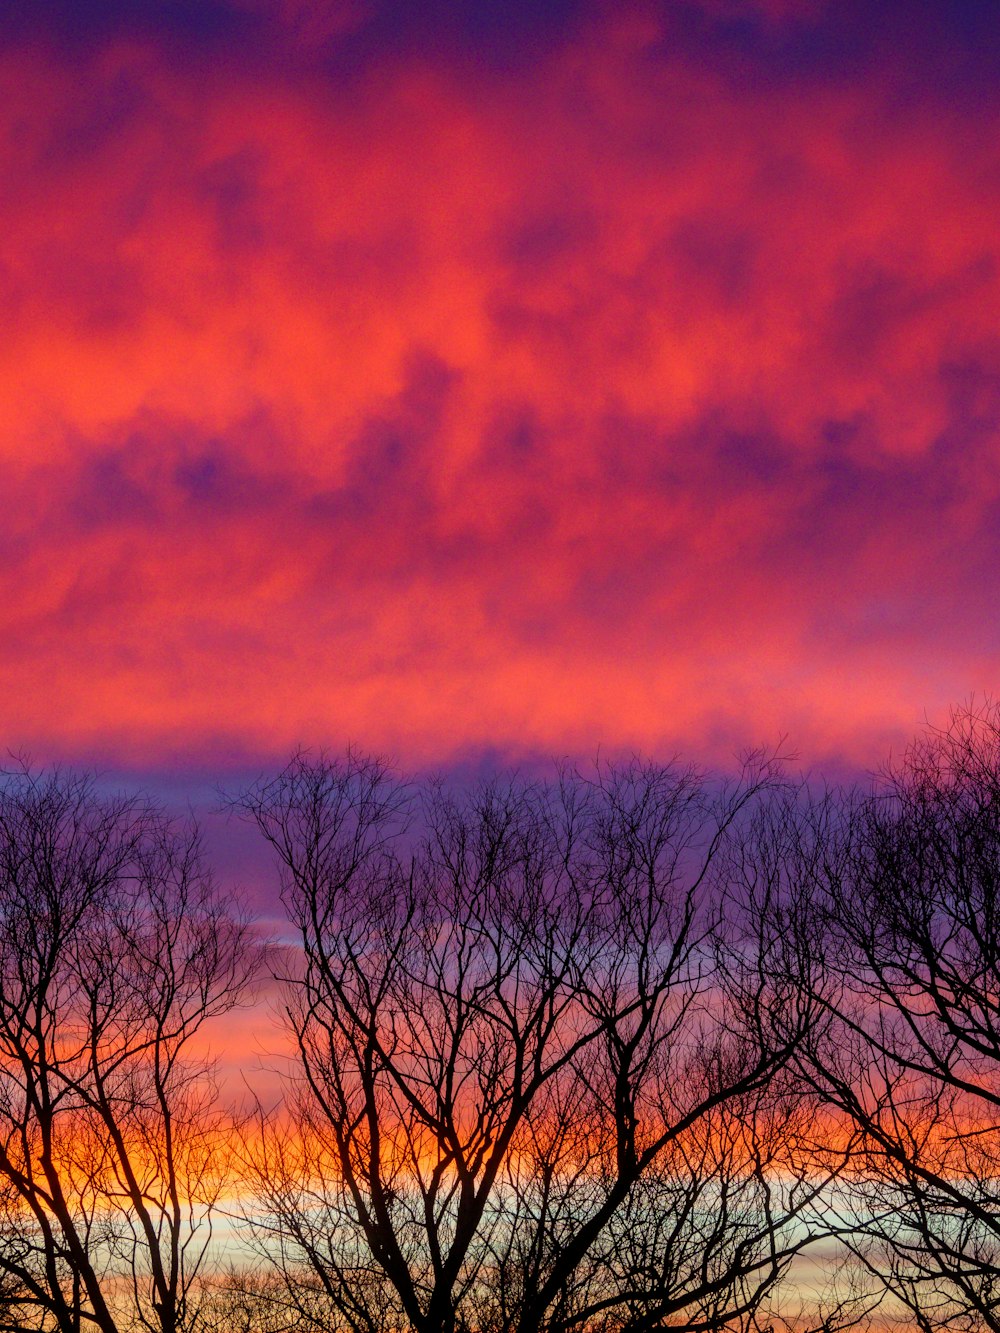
top-left (1, 12), bottom-right (998, 773)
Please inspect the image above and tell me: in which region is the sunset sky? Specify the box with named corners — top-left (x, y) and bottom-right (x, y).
top-left (5, 0), bottom-right (1000, 786)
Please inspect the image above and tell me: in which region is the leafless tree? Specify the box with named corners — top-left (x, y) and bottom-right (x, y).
top-left (0, 765), bottom-right (261, 1333)
top-left (237, 749), bottom-right (840, 1333)
top-left (795, 702), bottom-right (1000, 1331)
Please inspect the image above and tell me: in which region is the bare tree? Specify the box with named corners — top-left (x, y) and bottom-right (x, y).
top-left (796, 702), bottom-right (1000, 1331)
top-left (237, 749), bottom-right (837, 1333)
top-left (0, 765), bottom-right (261, 1333)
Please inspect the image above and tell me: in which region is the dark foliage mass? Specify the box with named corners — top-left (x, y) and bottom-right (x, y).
top-left (4, 705), bottom-right (1000, 1333)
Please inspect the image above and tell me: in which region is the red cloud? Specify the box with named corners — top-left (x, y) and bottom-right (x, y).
top-left (1, 13), bottom-right (998, 772)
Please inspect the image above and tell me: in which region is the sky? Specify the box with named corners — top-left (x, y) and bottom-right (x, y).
top-left (4, 0), bottom-right (1000, 787)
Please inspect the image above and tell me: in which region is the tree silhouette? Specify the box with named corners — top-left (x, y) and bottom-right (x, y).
top-left (13, 711), bottom-right (1000, 1333)
top-left (0, 765), bottom-right (260, 1333)
top-left (793, 702), bottom-right (1000, 1331)
top-left (238, 750), bottom-right (838, 1333)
